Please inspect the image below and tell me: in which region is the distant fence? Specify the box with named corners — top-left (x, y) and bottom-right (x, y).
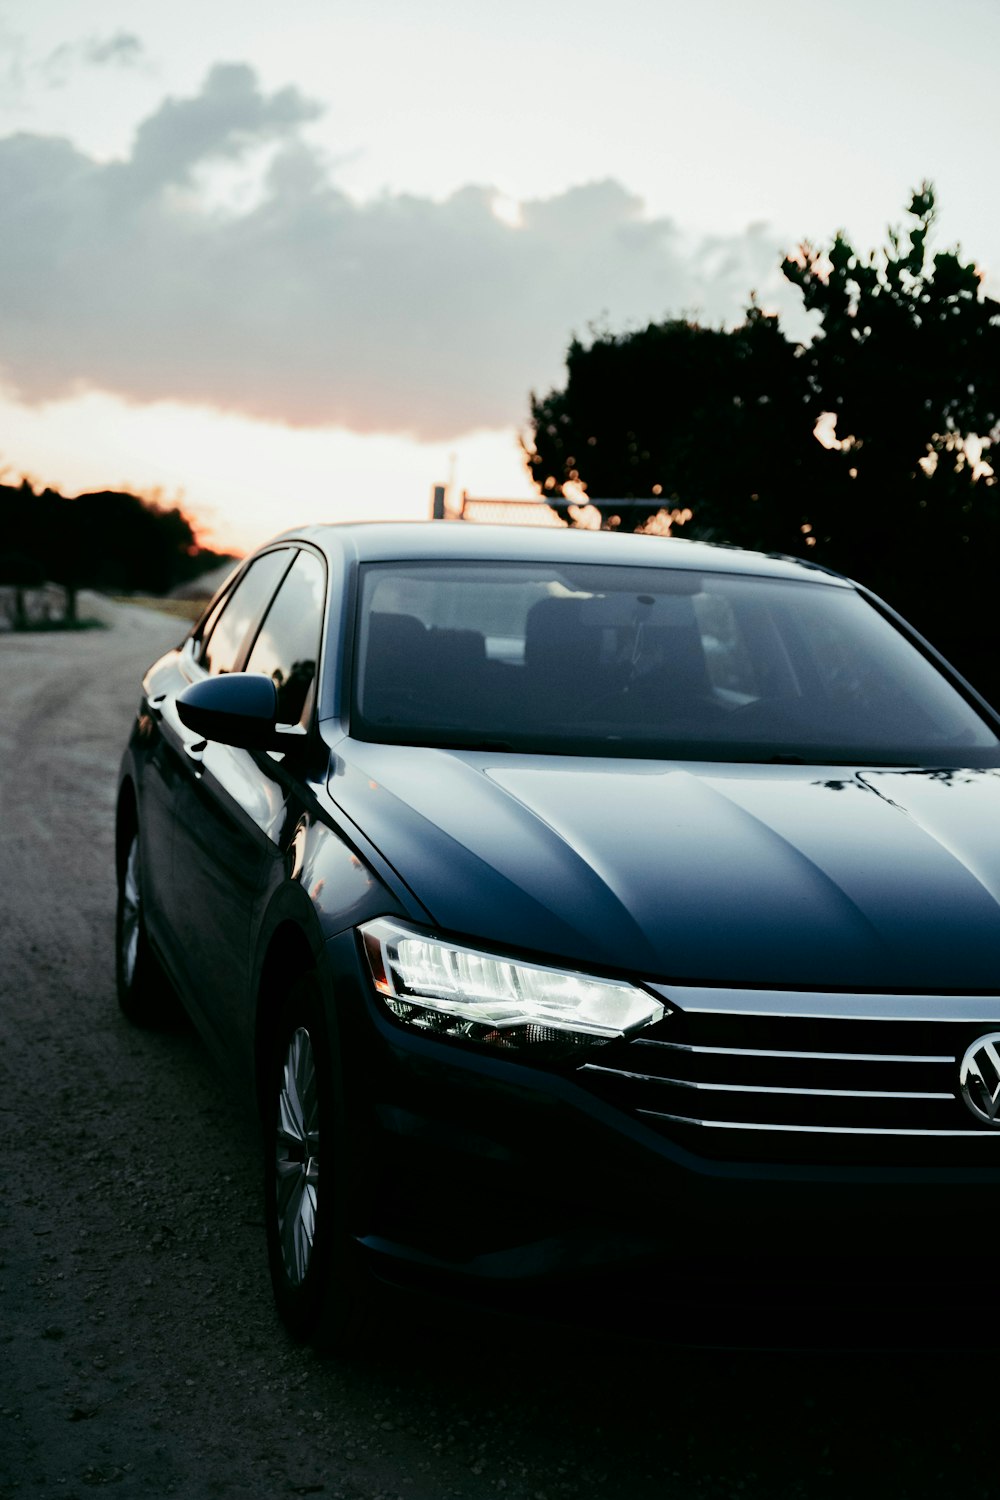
top-left (430, 487), bottom-right (673, 530)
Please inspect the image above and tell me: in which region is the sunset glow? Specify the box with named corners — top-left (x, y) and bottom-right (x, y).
top-left (3, 0), bottom-right (999, 551)
top-left (0, 389), bottom-right (537, 553)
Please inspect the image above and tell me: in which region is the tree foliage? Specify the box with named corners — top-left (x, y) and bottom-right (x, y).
top-left (525, 187), bottom-right (1000, 702)
top-left (526, 305), bottom-right (820, 551)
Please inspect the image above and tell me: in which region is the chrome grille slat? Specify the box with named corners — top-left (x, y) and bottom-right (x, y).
top-left (645, 985), bottom-right (1000, 1024)
top-left (638, 1110), bottom-right (998, 1138)
top-left (579, 1064), bottom-right (953, 1100)
top-left (634, 1040), bottom-right (955, 1064)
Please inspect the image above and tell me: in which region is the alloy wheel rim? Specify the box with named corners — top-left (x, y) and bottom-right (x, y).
top-left (274, 1026), bottom-right (320, 1286)
top-left (120, 837), bottom-right (141, 987)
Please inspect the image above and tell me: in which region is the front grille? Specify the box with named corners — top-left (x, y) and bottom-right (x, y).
top-left (575, 987), bottom-right (1000, 1166)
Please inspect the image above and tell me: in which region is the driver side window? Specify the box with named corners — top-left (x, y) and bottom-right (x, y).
top-left (199, 550), bottom-right (293, 675)
top-left (244, 550), bottom-right (326, 726)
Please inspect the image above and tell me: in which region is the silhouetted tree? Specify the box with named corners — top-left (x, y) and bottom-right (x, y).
top-left (526, 305), bottom-right (821, 548)
top-left (782, 185), bottom-right (1000, 686)
top-left (525, 186), bottom-right (1000, 703)
top-left (0, 483), bottom-right (61, 619)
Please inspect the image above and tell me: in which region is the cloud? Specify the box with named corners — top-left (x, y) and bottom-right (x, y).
top-left (126, 62), bottom-right (320, 192)
top-left (42, 31), bottom-right (147, 85)
top-left (0, 19), bottom-right (27, 107)
top-left (82, 32), bottom-right (145, 67)
top-left (0, 64), bottom-right (791, 441)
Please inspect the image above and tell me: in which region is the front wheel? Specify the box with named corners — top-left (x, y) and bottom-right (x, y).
top-left (263, 976), bottom-right (371, 1351)
top-left (115, 825), bottom-right (177, 1026)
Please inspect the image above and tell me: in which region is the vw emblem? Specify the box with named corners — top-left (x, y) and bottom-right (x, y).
top-left (960, 1033), bottom-right (1000, 1126)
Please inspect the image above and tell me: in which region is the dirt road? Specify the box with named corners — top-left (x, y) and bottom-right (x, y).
top-left (0, 606), bottom-right (992, 1500)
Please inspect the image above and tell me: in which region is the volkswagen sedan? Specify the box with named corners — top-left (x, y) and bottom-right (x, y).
top-left (116, 523), bottom-right (1000, 1349)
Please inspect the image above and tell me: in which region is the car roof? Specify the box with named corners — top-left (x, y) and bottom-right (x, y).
top-left (268, 520), bottom-right (852, 586)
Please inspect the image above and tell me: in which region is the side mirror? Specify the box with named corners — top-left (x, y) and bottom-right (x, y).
top-left (176, 674), bottom-right (280, 750)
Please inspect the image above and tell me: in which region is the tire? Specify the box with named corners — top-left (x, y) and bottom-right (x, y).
top-left (263, 974), bottom-right (371, 1351)
top-left (115, 823), bottom-right (178, 1026)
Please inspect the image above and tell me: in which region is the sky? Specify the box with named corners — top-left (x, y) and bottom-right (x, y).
top-left (2, 0), bottom-right (1000, 553)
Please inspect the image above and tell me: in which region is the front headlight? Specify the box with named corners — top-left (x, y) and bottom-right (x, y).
top-left (360, 917), bottom-right (665, 1055)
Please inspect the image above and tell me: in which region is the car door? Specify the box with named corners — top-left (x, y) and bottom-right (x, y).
top-left (170, 546), bottom-right (327, 1057)
top-left (154, 547), bottom-right (294, 1031)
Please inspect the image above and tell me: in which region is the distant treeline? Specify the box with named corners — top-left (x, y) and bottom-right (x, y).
top-left (0, 479), bottom-right (235, 625)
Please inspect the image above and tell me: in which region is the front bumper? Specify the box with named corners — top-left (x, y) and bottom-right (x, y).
top-left (324, 930), bottom-right (1000, 1347)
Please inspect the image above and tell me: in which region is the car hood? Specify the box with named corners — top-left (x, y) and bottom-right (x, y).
top-left (328, 743), bottom-right (1000, 990)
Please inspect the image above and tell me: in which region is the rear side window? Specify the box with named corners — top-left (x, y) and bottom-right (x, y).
top-left (200, 550), bottom-right (292, 675)
top-left (245, 550), bottom-right (326, 726)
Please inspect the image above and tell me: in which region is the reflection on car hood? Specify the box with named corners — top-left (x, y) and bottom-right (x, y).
top-left (328, 744), bottom-right (1000, 990)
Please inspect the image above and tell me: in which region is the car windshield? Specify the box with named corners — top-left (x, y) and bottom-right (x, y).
top-left (351, 561), bottom-right (1000, 766)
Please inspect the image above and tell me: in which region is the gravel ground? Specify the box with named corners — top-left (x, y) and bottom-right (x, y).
top-left (0, 603), bottom-right (994, 1500)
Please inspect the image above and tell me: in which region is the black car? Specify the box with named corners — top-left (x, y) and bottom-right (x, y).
top-left (117, 522), bottom-right (1000, 1349)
